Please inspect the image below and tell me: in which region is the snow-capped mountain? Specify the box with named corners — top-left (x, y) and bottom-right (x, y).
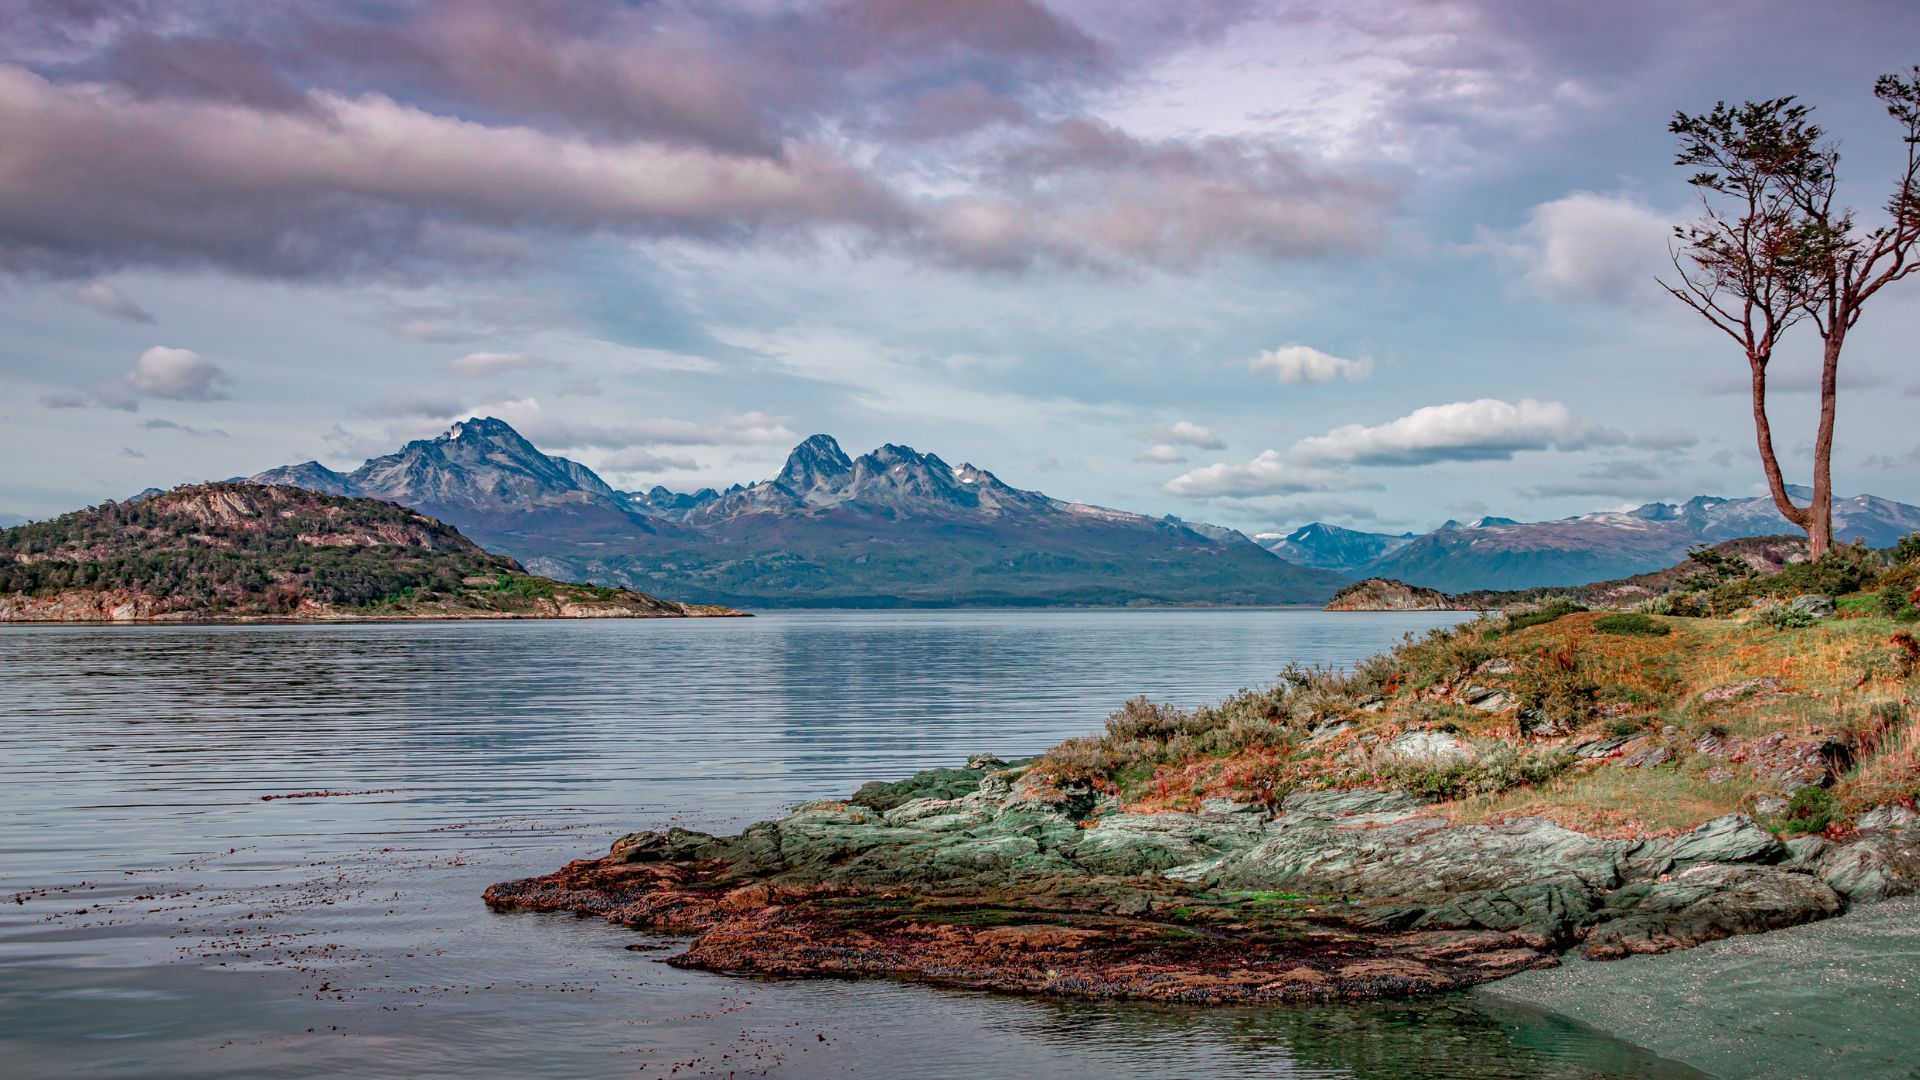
top-left (245, 420), bottom-right (1345, 607)
top-left (1268, 486), bottom-right (1920, 592)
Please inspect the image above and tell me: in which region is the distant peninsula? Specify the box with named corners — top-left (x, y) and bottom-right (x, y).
top-left (0, 484), bottom-right (741, 623)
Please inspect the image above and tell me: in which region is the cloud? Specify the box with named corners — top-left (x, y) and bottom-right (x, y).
top-left (1257, 498), bottom-right (1387, 527)
top-left (1291, 398), bottom-right (1623, 467)
top-left (592, 448), bottom-right (703, 474)
top-left (1141, 420), bottom-right (1225, 449)
top-left (922, 119), bottom-right (1394, 271)
top-left (557, 376), bottom-right (603, 397)
top-left (1164, 451), bottom-right (1372, 499)
top-left (39, 390), bottom-right (92, 410)
top-left (0, 63), bottom-right (908, 279)
top-left (0, 0), bottom-right (1443, 288)
top-left (1863, 448), bottom-right (1920, 470)
top-left (1632, 428), bottom-right (1699, 451)
top-left (487, 401), bottom-right (797, 450)
top-left (1133, 444), bottom-right (1187, 464)
top-left (361, 388), bottom-right (480, 419)
top-left (443, 351), bottom-right (550, 378)
top-left (74, 279), bottom-right (154, 322)
top-left (141, 418), bottom-right (227, 437)
top-left (1249, 344), bottom-right (1372, 384)
top-left (119, 446), bottom-right (145, 459)
top-left (125, 346), bottom-right (229, 401)
top-left (1514, 456), bottom-right (1673, 500)
top-left (1696, 363), bottom-right (1890, 396)
top-left (1487, 192), bottom-right (1673, 306)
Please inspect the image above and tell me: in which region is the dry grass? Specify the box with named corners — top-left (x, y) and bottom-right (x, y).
top-left (1040, 600), bottom-right (1919, 836)
top-left (1441, 761), bottom-right (1764, 836)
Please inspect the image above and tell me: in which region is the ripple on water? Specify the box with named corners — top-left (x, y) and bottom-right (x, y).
top-left (0, 611), bottom-right (1714, 1078)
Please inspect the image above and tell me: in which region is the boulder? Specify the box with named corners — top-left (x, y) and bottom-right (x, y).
top-left (1582, 863), bottom-right (1843, 958)
top-left (1659, 814), bottom-right (1786, 868)
top-left (1791, 594), bottom-right (1836, 618)
top-left (1858, 803), bottom-right (1920, 832)
top-left (1811, 829), bottom-right (1920, 903)
top-left (1383, 730), bottom-right (1475, 764)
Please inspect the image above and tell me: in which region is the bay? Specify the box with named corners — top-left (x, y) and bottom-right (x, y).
top-left (0, 610), bottom-right (1706, 1078)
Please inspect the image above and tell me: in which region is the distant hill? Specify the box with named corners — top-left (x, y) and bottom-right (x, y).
top-left (0, 484), bottom-right (735, 622)
top-left (243, 419), bottom-right (1348, 608)
top-left (1268, 489), bottom-right (1920, 592)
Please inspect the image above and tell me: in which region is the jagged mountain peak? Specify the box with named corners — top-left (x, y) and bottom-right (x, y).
top-left (777, 434), bottom-right (854, 492)
top-left (1257, 521), bottom-right (1419, 573)
top-left (250, 416), bottom-right (622, 513)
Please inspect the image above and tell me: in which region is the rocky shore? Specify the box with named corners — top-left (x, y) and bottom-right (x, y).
top-left (490, 594), bottom-right (1920, 1005)
top-left (0, 586), bottom-right (742, 623)
top-left (485, 754), bottom-right (1919, 1003)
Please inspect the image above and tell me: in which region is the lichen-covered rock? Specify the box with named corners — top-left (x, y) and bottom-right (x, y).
top-left (1201, 815), bottom-right (1631, 901)
top-left (1383, 730), bottom-right (1476, 764)
top-left (1657, 814), bottom-right (1786, 868)
top-left (1811, 829), bottom-right (1920, 903)
top-left (1698, 676), bottom-right (1785, 704)
top-left (1581, 864), bottom-right (1843, 958)
top-left (488, 758), bottom-right (1920, 1007)
top-left (1791, 594), bottom-right (1836, 618)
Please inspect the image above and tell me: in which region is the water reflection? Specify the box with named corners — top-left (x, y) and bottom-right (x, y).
top-left (0, 610), bottom-right (1708, 1078)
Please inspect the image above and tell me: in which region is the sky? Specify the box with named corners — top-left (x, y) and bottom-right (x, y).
top-left (3, 0), bottom-right (1918, 535)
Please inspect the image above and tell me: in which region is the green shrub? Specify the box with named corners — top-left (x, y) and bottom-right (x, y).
top-left (1757, 604), bottom-right (1818, 630)
top-left (1592, 612), bottom-right (1672, 637)
top-left (1605, 715), bottom-right (1651, 738)
top-left (1775, 785), bottom-right (1840, 835)
top-left (1374, 747), bottom-right (1574, 800)
top-left (1894, 532), bottom-right (1920, 565)
top-left (1878, 584), bottom-right (1919, 622)
top-left (1500, 597), bottom-right (1587, 635)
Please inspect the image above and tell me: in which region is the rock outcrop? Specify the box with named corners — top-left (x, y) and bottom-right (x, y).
top-left (485, 758), bottom-right (1920, 1004)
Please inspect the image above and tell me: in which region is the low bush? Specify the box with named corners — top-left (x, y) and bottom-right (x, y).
top-left (1592, 612), bottom-right (1672, 637)
top-left (1895, 532), bottom-right (1920, 565)
top-left (1757, 604), bottom-right (1818, 630)
top-left (1513, 645), bottom-right (1598, 736)
top-left (1498, 597), bottom-right (1587, 635)
top-left (1373, 747), bottom-right (1575, 800)
top-left (1775, 785), bottom-right (1840, 835)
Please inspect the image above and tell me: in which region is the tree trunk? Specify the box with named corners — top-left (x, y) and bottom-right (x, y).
top-left (1809, 325), bottom-right (1846, 558)
top-left (1749, 355), bottom-right (1813, 542)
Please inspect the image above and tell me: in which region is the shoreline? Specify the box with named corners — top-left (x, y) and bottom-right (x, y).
top-left (484, 752), bottom-right (1920, 1006)
top-left (0, 608), bottom-right (749, 626)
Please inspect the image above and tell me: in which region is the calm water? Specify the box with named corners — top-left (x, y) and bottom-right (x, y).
top-left (0, 610), bottom-right (1715, 1078)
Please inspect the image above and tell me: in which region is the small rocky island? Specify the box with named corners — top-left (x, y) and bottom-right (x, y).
top-left (490, 550), bottom-right (1920, 1002)
top-left (0, 484), bottom-right (741, 622)
top-left (1324, 577), bottom-right (1461, 611)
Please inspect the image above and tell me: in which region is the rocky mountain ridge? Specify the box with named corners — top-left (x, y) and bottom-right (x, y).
top-left (241, 419), bottom-right (1346, 608)
top-left (1270, 487), bottom-right (1920, 592)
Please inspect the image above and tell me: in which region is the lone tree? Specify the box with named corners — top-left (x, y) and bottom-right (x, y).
top-left (1662, 68), bottom-right (1920, 557)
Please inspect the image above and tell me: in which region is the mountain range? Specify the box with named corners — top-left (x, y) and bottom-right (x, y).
top-left (1263, 490), bottom-right (1920, 593)
top-left (246, 419), bottom-right (1346, 607)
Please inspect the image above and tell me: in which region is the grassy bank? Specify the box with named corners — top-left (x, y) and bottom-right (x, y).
top-left (1037, 549), bottom-right (1920, 837)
